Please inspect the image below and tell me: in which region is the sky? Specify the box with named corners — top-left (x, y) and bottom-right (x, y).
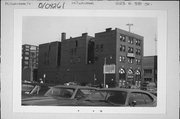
top-left (22, 16), bottom-right (157, 56)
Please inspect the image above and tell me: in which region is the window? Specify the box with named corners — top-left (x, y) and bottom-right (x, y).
top-left (128, 47), bottom-right (134, 53)
top-left (136, 39), bottom-right (141, 46)
top-left (136, 49), bottom-right (141, 55)
top-left (25, 48), bottom-right (30, 51)
top-left (121, 45), bottom-right (126, 52)
top-left (107, 91), bottom-right (127, 105)
top-left (119, 56), bottom-right (122, 62)
top-left (45, 87), bottom-right (75, 98)
top-left (25, 52), bottom-right (29, 55)
top-left (85, 91), bottom-right (107, 101)
top-left (75, 40), bottom-right (78, 47)
top-left (120, 45), bottom-right (122, 51)
top-left (75, 89), bottom-right (96, 99)
top-left (25, 45), bottom-right (30, 48)
top-left (136, 59), bottom-right (141, 65)
top-left (128, 37), bottom-right (134, 44)
top-left (119, 56), bottom-right (126, 62)
top-left (128, 58), bottom-right (133, 64)
top-left (24, 61), bottom-right (29, 65)
top-left (122, 56), bottom-right (125, 62)
top-left (120, 35), bottom-right (126, 42)
top-left (144, 69), bottom-right (153, 76)
top-left (24, 57), bottom-right (29, 60)
top-left (143, 94), bottom-right (153, 104)
top-left (120, 45), bottom-right (126, 52)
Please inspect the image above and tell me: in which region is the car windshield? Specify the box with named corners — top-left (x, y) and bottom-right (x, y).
top-left (85, 90), bottom-right (127, 105)
top-left (44, 87), bottom-right (75, 98)
top-left (84, 90), bottom-right (108, 101)
top-left (30, 85), bottom-right (50, 96)
top-left (22, 83), bottom-right (35, 92)
top-left (74, 89), bottom-right (96, 99)
top-left (106, 91), bottom-right (127, 105)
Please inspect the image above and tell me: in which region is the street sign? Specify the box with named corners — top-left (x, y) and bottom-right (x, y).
top-left (103, 64), bottom-right (115, 74)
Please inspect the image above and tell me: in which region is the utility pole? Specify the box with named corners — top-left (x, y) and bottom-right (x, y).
top-left (126, 23), bottom-right (133, 32)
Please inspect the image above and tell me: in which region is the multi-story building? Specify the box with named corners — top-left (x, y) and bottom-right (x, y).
top-left (38, 33), bottom-right (95, 84)
top-left (59, 33), bottom-right (95, 85)
top-left (37, 41), bottom-right (61, 83)
top-left (142, 56), bottom-right (157, 85)
top-left (94, 28), bottom-right (143, 87)
top-left (37, 28), bottom-right (144, 87)
top-left (22, 44), bottom-right (39, 81)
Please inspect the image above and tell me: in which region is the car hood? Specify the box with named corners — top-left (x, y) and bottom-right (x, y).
top-left (22, 96), bottom-right (76, 106)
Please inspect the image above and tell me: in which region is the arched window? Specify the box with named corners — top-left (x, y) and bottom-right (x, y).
top-left (127, 69), bottom-right (133, 75)
top-left (119, 68), bottom-right (125, 74)
top-left (135, 70), bottom-right (141, 81)
top-left (119, 68), bottom-right (126, 81)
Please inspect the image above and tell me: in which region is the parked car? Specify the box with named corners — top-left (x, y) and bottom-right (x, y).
top-left (77, 88), bottom-right (157, 107)
top-left (22, 83), bottom-right (53, 99)
top-left (22, 85), bottom-right (97, 106)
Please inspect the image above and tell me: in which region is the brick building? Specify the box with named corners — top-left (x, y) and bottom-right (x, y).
top-left (37, 33), bottom-right (95, 84)
top-left (58, 33), bottom-right (95, 85)
top-left (37, 28), bottom-right (144, 87)
top-left (22, 44), bottom-right (39, 81)
top-left (37, 41), bottom-right (61, 83)
top-left (94, 28), bottom-right (143, 87)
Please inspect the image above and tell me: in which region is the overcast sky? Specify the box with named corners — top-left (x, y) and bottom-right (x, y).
top-left (22, 16), bottom-right (157, 56)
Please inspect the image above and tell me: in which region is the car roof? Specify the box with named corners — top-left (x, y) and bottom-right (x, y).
top-left (98, 88), bottom-right (151, 94)
top-left (52, 85), bottom-right (97, 89)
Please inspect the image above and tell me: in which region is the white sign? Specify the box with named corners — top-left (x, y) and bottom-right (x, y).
top-left (127, 53), bottom-right (135, 58)
top-left (103, 64), bottom-right (115, 74)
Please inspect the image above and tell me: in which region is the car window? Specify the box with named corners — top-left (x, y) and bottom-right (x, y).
top-left (30, 85), bottom-right (41, 94)
top-left (45, 87), bottom-right (75, 98)
top-left (129, 93), bottom-right (146, 105)
top-left (22, 84), bottom-right (34, 92)
top-left (142, 93), bottom-right (153, 104)
top-left (75, 89), bottom-right (96, 99)
top-left (85, 91), bottom-right (107, 101)
top-left (75, 89), bottom-right (85, 99)
top-left (107, 91), bottom-right (127, 105)
top-left (80, 89), bottom-right (96, 95)
top-left (30, 85), bottom-right (50, 95)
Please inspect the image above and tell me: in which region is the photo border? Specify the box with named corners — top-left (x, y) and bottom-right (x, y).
top-left (13, 9), bottom-right (167, 114)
